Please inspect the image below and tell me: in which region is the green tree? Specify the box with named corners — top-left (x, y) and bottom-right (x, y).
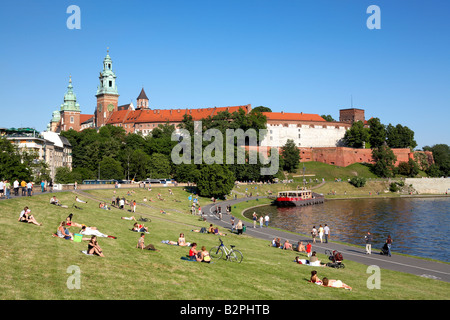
top-left (280, 139), bottom-right (300, 173)
top-left (321, 114), bottom-right (335, 122)
top-left (55, 167), bottom-right (74, 184)
top-left (99, 156), bottom-right (124, 180)
top-left (343, 121), bottom-right (369, 148)
top-left (148, 153), bottom-right (172, 178)
top-left (368, 118), bottom-right (386, 149)
top-left (0, 137), bottom-right (31, 181)
top-left (423, 144), bottom-right (450, 177)
top-left (251, 106), bottom-right (272, 113)
top-left (397, 159), bottom-right (419, 177)
top-left (386, 124), bottom-right (417, 149)
top-left (372, 145), bottom-right (397, 178)
top-left (196, 164), bottom-right (235, 198)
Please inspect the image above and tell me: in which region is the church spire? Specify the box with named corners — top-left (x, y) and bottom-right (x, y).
top-left (96, 48), bottom-right (119, 96)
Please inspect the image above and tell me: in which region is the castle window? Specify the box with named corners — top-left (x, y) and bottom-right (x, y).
top-left (70, 116), bottom-right (74, 123)
top-left (109, 81), bottom-right (112, 87)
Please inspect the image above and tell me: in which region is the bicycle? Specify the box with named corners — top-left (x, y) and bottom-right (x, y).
top-left (209, 238), bottom-right (243, 263)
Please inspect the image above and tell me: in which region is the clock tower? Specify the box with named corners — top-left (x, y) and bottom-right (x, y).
top-left (95, 49), bottom-right (119, 127)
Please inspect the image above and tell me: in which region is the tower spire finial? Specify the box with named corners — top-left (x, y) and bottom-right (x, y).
top-left (107, 46), bottom-right (109, 54)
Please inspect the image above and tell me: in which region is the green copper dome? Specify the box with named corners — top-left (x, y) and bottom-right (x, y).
top-left (51, 110), bottom-right (61, 122)
top-left (60, 76), bottom-right (81, 112)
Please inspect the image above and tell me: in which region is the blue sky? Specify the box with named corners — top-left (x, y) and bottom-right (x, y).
top-left (0, 0), bottom-right (448, 148)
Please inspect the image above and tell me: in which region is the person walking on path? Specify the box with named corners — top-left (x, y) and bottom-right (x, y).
top-left (386, 235), bottom-right (393, 257)
top-left (259, 215), bottom-right (264, 228)
top-left (318, 225), bottom-right (324, 243)
top-left (311, 226), bottom-right (317, 243)
top-left (324, 224), bottom-right (330, 243)
top-left (252, 212), bottom-right (257, 228)
top-left (264, 214), bottom-right (270, 228)
top-left (365, 232), bottom-right (373, 254)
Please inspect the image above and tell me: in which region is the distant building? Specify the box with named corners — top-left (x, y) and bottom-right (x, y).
top-left (1, 128), bottom-right (72, 181)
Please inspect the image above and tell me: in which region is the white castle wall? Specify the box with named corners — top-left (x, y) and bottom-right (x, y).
top-left (405, 178), bottom-right (450, 194)
top-left (261, 123), bottom-right (347, 148)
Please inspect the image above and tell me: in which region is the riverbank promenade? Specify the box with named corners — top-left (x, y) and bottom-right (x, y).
top-left (203, 196), bottom-right (450, 283)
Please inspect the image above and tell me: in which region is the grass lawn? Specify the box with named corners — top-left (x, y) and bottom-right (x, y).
top-left (0, 186), bottom-right (449, 300)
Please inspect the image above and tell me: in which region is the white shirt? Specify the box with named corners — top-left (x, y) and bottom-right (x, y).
top-left (14, 180), bottom-right (19, 188)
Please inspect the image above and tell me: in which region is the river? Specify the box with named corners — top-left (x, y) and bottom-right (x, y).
top-left (245, 197), bottom-right (450, 262)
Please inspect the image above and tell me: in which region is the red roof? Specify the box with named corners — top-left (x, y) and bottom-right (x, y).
top-left (80, 114), bottom-right (94, 124)
top-left (107, 105), bottom-right (251, 125)
top-left (262, 112), bottom-right (325, 122)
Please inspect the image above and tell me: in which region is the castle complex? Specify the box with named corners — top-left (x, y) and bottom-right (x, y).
top-left (47, 51), bottom-right (427, 167)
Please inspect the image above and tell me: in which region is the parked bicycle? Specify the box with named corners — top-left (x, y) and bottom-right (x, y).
top-left (209, 238), bottom-right (243, 263)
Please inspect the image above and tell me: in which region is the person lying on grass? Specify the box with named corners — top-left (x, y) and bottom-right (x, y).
top-left (132, 222), bottom-right (149, 233)
top-left (163, 233), bottom-right (190, 246)
top-left (80, 225), bottom-right (116, 239)
top-left (65, 213), bottom-right (86, 228)
top-left (18, 207), bottom-right (42, 226)
top-left (121, 216), bottom-right (137, 221)
top-left (321, 277), bottom-right (352, 290)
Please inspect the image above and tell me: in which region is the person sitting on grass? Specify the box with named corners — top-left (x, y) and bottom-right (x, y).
top-left (283, 240), bottom-right (293, 250)
top-left (18, 207), bottom-right (42, 226)
top-left (167, 233), bottom-right (189, 246)
top-left (50, 196), bottom-right (68, 208)
top-left (200, 246), bottom-right (211, 263)
top-left (137, 233), bottom-right (159, 251)
top-left (87, 235), bottom-right (104, 257)
top-left (56, 221), bottom-right (73, 240)
top-left (296, 241), bottom-right (306, 253)
top-left (214, 226), bottom-right (226, 236)
top-left (188, 243), bottom-right (202, 261)
top-left (321, 277), bottom-right (352, 290)
top-left (309, 251), bottom-right (325, 266)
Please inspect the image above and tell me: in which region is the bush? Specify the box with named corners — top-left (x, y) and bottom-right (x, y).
top-left (389, 182), bottom-right (399, 192)
top-left (349, 177), bottom-right (366, 188)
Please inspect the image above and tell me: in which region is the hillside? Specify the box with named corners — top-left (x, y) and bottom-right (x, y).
top-left (0, 186), bottom-right (449, 301)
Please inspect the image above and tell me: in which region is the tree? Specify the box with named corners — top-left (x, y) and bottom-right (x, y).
top-left (0, 137), bottom-right (31, 181)
top-left (397, 159), bottom-right (419, 177)
top-left (368, 118), bottom-right (386, 149)
top-left (251, 106), bottom-right (272, 113)
top-left (386, 124), bottom-right (417, 149)
top-left (343, 121), bottom-right (369, 148)
top-left (372, 145), bottom-right (397, 178)
top-left (423, 144), bottom-right (450, 177)
top-left (55, 167), bottom-right (74, 184)
top-left (349, 176), bottom-right (366, 187)
top-left (99, 156), bottom-right (124, 180)
top-left (147, 153), bottom-right (172, 178)
top-left (281, 139), bottom-right (300, 173)
top-left (321, 114), bottom-right (335, 122)
top-left (196, 164), bottom-right (235, 198)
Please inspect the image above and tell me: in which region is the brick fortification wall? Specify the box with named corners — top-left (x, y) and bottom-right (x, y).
top-left (298, 147), bottom-right (415, 167)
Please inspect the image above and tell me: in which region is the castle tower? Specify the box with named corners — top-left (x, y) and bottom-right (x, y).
top-left (339, 108), bottom-right (365, 124)
top-left (136, 88), bottom-right (149, 110)
top-left (95, 49), bottom-right (119, 127)
top-left (60, 76), bottom-right (81, 131)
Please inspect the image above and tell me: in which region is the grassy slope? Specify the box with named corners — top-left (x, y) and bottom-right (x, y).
top-left (0, 186), bottom-right (449, 300)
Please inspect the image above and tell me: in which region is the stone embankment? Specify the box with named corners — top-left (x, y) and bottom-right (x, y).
top-left (405, 177), bottom-right (450, 194)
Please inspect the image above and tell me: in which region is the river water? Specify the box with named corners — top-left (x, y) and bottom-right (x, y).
top-left (246, 197), bottom-right (450, 262)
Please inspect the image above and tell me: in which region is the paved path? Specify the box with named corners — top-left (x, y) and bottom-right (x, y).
top-left (203, 197), bottom-right (450, 283)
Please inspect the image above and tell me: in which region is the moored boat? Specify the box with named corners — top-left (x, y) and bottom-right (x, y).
top-left (274, 189), bottom-right (324, 207)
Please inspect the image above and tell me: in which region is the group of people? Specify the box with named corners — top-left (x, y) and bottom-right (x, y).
top-left (250, 212), bottom-right (270, 228)
top-left (1, 179), bottom-right (35, 198)
top-left (310, 224), bottom-right (331, 243)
